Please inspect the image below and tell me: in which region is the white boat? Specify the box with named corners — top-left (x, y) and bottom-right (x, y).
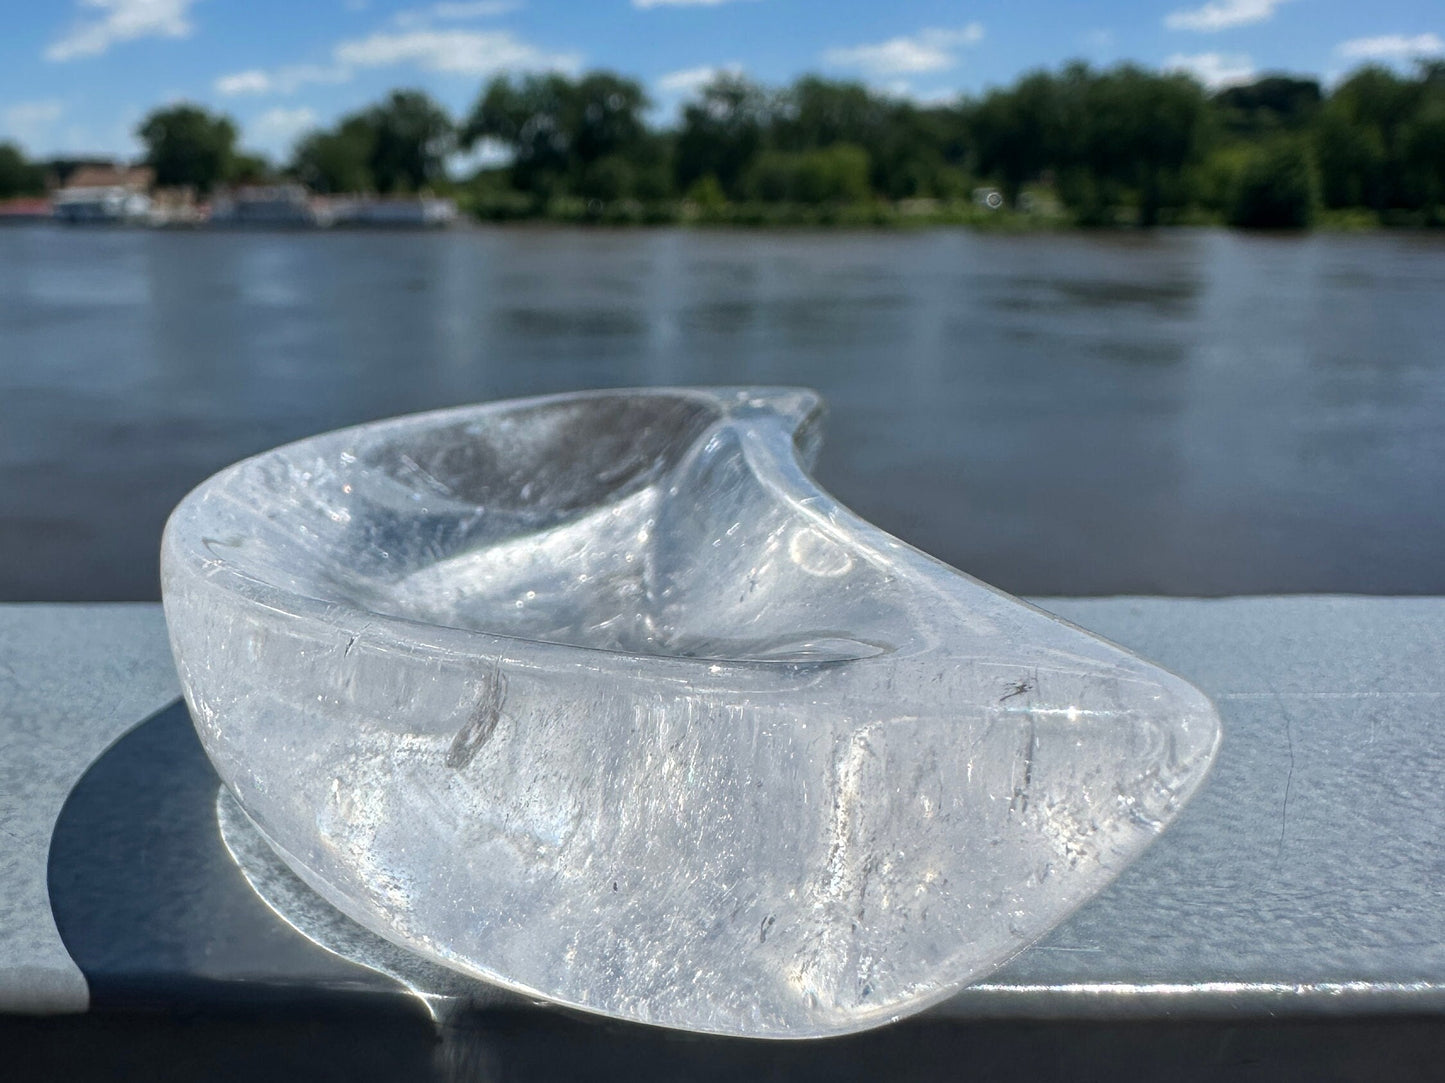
top-left (53, 186), bottom-right (151, 224)
top-left (210, 185), bottom-right (322, 228)
top-left (330, 196), bottom-right (457, 228)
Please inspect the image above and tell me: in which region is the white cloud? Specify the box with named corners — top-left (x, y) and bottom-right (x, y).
top-left (251, 106), bottom-right (318, 145)
top-left (1166, 51), bottom-right (1256, 89)
top-left (824, 25), bottom-right (985, 77)
top-left (214, 18), bottom-right (571, 101)
top-left (47, 0), bottom-right (199, 62)
top-left (633, 0), bottom-right (756, 8)
top-left (656, 63), bottom-right (742, 95)
top-left (334, 28), bottom-right (579, 76)
top-left (214, 63), bottom-right (350, 97)
top-left (1165, 0), bottom-right (1291, 32)
top-left (1337, 33), bottom-right (1444, 60)
top-left (215, 70), bottom-right (271, 96)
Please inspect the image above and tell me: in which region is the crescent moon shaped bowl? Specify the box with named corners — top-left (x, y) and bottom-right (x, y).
top-left (161, 387), bottom-right (1220, 1039)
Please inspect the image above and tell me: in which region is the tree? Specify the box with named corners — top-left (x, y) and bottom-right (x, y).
top-left (773, 78), bottom-right (887, 153)
top-left (1228, 140), bottom-right (1318, 228)
top-left (465, 73), bottom-right (577, 194)
top-left (291, 91), bottom-right (453, 194)
top-left (1214, 76), bottom-right (1322, 136)
top-left (0, 143), bottom-right (45, 198)
top-left (743, 144), bottom-right (871, 204)
top-left (136, 104), bottom-right (237, 193)
top-left (569, 72), bottom-right (651, 166)
top-left (1315, 108), bottom-right (1385, 209)
top-left (463, 71), bottom-right (654, 199)
top-left (966, 63), bottom-right (1211, 224)
top-left (1316, 66), bottom-right (1419, 211)
top-left (1403, 98), bottom-right (1445, 215)
top-left (970, 69), bottom-right (1067, 206)
top-left (364, 90), bottom-right (454, 193)
top-left (1399, 62), bottom-right (1445, 214)
top-left (228, 152), bottom-right (272, 185)
top-left (292, 117), bottom-right (376, 193)
top-left (674, 74), bottom-right (772, 198)
top-left (1060, 66), bottom-right (1210, 225)
top-left (869, 102), bottom-right (966, 200)
top-left (770, 78), bottom-right (962, 199)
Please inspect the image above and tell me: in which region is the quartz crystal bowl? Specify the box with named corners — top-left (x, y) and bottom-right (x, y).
top-left (161, 387), bottom-right (1221, 1039)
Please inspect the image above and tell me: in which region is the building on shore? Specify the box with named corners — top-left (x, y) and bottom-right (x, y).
top-left (52, 164), bottom-right (154, 224)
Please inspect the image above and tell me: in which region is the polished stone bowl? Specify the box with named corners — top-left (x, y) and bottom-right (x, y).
top-left (162, 387), bottom-right (1220, 1038)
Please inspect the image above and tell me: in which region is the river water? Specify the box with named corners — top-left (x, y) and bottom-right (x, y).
top-left (2, 224), bottom-right (1442, 601)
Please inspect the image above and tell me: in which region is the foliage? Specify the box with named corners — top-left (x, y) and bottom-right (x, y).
top-left (0, 142), bottom-right (46, 198)
top-left (673, 73), bottom-right (772, 198)
top-left (1227, 140), bottom-right (1319, 228)
top-left (228, 152), bottom-right (273, 185)
top-left (293, 117), bottom-right (376, 194)
top-left (971, 69), bottom-right (1068, 207)
top-left (462, 72), bottom-right (656, 198)
top-left (1079, 67), bottom-right (1210, 226)
top-left (743, 144), bottom-right (871, 204)
top-left (684, 173), bottom-right (726, 209)
top-left (1214, 76), bottom-right (1322, 137)
top-left (774, 78), bottom-right (910, 197)
top-left (136, 104), bottom-right (238, 193)
top-left (1405, 96), bottom-right (1445, 218)
top-left (292, 91), bottom-right (452, 194)
top-left (365, 90), bottom-right (454, 193)
top-left (1314, 67), bottom-right (1415, 211)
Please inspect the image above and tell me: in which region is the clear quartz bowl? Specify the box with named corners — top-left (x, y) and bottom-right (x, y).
top-left (161, 386), bottom-right (1220, 1038)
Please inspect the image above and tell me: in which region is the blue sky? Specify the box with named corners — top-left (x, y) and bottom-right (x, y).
top-left (1, 0), bottom-right (1440, 161)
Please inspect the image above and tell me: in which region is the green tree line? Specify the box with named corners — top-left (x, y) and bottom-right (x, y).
top-left (4, 59), bottom-right (1443, 227)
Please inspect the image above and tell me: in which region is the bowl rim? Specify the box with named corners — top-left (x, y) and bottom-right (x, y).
top-left (159, 384), bottom-right (923, 673)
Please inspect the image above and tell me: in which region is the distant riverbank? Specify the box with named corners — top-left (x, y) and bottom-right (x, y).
top-left (5, 195), bottom-right (1429, 233)
top-left (6, 63), bottom-right (1443, 237)
top-left (459, 195), bottom-right (1439, 231)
